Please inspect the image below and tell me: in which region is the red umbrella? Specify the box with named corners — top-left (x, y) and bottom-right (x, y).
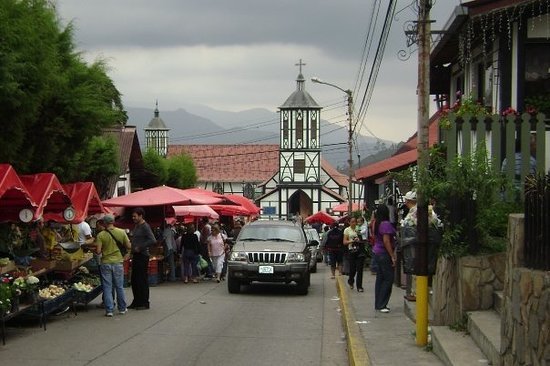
top-left (210, 204), bottom-right (255, 216)
top-left (225, 194), bottom-right (260, 214)
top-left (331, 202), bottom-right (360, 213)
top-left (173, 205), bottom-right (219, 220)
top-left (0, 164), bottom-right (38, 222)
top-left (305, 211), bottom-right (337, 225)
top-left (20, 173), bottom-right (72, 220)
top-left (102, 185), bottom-right (224, 207)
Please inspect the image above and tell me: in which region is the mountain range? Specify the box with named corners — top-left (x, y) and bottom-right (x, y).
top-left (125, 104), bottom-right (398, 171)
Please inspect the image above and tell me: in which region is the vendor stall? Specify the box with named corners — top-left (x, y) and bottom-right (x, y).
top-left (0, 164), bottom-right (38, 222)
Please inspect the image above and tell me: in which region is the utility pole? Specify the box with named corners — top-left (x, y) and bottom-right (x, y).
top-left (310, 77), bottom-right (354, 216)
top-left (415, 0), bottom-right (431, 347)
top-left (346, 92), bottom-right (354, 217)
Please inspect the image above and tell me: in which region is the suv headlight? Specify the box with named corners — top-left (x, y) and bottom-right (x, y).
top-left (229, 251), bottom-right (248, 262)
top-left (286, 252), bottom-right (305, 262)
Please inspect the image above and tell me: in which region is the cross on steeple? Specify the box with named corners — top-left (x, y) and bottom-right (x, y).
top-left (295, 59), bottom-right (306, 74)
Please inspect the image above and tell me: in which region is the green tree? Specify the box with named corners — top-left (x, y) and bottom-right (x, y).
top-left (0, 0), bottom-right (126, 178)
top-left (167, 153), bottom-right (197, 188)
top-left (143, 149), bottom-right (168, 187)
top-left (80, 136), bottom-right (119, 198)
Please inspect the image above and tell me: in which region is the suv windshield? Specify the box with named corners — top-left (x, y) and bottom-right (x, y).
top-left (239, 225), bottom-right (303, 243)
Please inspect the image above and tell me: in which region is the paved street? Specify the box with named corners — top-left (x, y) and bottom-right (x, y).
top-left (0, 266), bottom-right (347, 366)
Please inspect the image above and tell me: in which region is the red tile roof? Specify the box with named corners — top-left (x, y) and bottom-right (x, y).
top-left (356, 113), bottom-right (441, 180)
top-left (168, 144), bottom-right (350, 186)
top-left (168, 144), bottom-right (280, 182)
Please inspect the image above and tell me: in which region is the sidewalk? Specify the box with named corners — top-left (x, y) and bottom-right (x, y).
top-left (336, 269), bottom-right (443, 366)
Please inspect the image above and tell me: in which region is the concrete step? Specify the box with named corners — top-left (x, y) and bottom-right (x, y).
top-left (468, 310), bottom-right (502, 366)
top-left (431, 326), bottom-right (490, 366)
top-left (493, 291), bottom-right (504, 316)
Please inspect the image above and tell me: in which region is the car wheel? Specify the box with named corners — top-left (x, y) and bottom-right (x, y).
top-left (227, 277), bottom-right (240, 294)
top-left (296, 272), bottom-right (310, 295)
top-left (310, 262), bottom-right (317, 273)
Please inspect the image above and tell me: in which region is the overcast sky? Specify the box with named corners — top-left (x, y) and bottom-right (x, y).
top-left (54, 0), bottom-right (459, 142)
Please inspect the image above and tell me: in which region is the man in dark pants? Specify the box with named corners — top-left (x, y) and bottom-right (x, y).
top-left (128, 207), bottom-right (156, 310)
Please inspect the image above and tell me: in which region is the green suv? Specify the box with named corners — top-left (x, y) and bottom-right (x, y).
top-left (227, 220), bottom-right (316, 295)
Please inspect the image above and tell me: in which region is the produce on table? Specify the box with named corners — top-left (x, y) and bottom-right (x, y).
top-left (38, 284), bottom-right (66, 300)
top-left (73, 282), bottom-right (94, 292)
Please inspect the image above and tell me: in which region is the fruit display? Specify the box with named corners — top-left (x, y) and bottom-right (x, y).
top-left (0, 257), bottom-right (10, 266)
top-left (38, 284), bottom-right (66, 300)
top-left (73, 282), bottom-right (94, 292)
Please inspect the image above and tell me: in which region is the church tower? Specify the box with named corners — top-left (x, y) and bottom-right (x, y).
top-left (279, 60), bottom-right (322, 185)
top-left (144, 101), bottom-right (169, 157)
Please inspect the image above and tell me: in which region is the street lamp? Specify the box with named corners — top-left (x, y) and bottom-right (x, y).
top-left (311, 77), bottom-right (354, 217)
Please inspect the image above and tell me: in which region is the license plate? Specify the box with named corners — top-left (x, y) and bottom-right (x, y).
top-left (258, 265), bottom-right (274, 274)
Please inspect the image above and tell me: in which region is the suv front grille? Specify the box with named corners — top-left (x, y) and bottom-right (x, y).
top-left (247, 252), bottom-right (287, 264)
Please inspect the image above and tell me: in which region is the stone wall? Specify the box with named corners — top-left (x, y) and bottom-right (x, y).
top-left (432, 252), bottom-right (506, 325)
top-left (501, 214), bottom-right (550, 365)
top-left (458, 253), bottom-right (506, 311)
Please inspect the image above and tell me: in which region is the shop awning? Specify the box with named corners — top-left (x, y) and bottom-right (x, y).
top-left (0, 164), bottom-right (38, 222)
top-left (20, 173), bottom-right (72, 220)
top-left (210, 204), bottom-right (256, 217)
top-left (43, 182), bottom-right (108, 223)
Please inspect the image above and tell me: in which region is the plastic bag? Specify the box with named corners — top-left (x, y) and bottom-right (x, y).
top-left (198, 255), bottom-right (208, 270)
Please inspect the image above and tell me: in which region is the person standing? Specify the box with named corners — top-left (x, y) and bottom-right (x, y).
top-left (207, 225), bottom-right (227, 283)
top-left (199, 217), bottom-right (214, 279)
top-left (161, 221), bottom-right (177, 282)
top-left (94, 214), bottom-right (131, 317)
top-left (128, 207), bottom-right (156, 310)
top-left (373, 204), bottom-right (397, 313)
top-left (323, 222), bottom-right (344, 279)
top-left (344, 217), bottom-right (366, 292)
top-left (180, 223), bottom-right (201, 283)
top-left (401, 191), bottom-right (418, 302)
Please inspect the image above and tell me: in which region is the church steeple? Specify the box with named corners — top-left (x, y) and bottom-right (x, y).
top-left (144, 100), bottom-right (169, 157)
top-left (278, 60), bottom-right (322, 185)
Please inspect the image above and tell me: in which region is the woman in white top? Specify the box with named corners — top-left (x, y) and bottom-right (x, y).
top-left (343, 217), bottom-right (367, 292)
top-left (207, 225), bottom-right (227, 283)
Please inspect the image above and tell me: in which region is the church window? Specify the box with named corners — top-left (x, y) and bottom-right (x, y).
top-left (294, 159), bottom-right (305, 174)
top-left (243, 183), bottom-right (255, 199)
top-left (283, 119), bottom-right (289, 140)
top-left (311, 118), bottom-right (317, 138)
top-left (213, 182), bottom-right (223, 194)
top-left (296, 117), bottom-right (303, 140)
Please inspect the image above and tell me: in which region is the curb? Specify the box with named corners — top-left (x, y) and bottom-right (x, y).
top-left (336, 276), bottom-right (371, 366)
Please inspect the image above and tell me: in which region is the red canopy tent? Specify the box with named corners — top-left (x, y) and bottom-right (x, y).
top-left (20, 173), bottom-right (72, 220)
top-left (0, 164), bottom-right (38, 222)
top-left (43, 182), bottom-right (109, 223)
top-left (331, 202), bottom-right (361, 213)
top-left (305, 211), bottom-right (337, 225)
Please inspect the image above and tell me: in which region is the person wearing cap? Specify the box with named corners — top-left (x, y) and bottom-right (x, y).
top-left (401, 191), bottom-right (417, 302)
top-left (94, 214), bottom-right (131, 317)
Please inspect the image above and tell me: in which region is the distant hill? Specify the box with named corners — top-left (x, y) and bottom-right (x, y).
top-left (126, 105), bottom-right (397, 170)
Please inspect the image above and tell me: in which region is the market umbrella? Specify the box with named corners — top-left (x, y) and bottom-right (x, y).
top-left (0, 164), bottom-right (38, 222)
top-left (210, 204), bottom-right (255, 217)
top-left (101, 185), bottom-right (225, 207)
top-left (173, 205), bottom-right (219, 220)
top-left (182, 187), bottom-right (240, 206)
top-left (20, 173), bottom-right (72, 220)
top-left (225, 194), bottom-right (260, 215)
top-left (331, 202), bottom-right (361, 213)
top-left (305, 211), bottom-right (337, 225)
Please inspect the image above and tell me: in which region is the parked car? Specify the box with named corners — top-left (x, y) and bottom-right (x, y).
top-left (304, 228), bottom-right (321, 273)
top-left (227, 220), bottom-right (316, 295)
